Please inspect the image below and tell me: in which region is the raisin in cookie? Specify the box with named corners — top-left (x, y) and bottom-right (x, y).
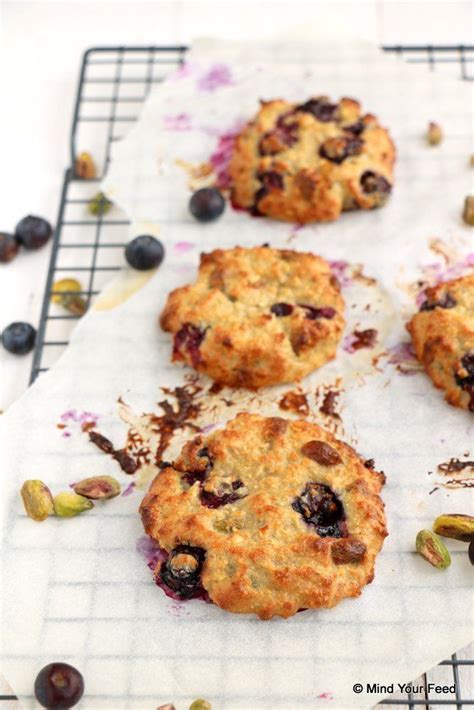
top-left (229, 96), bottom-right (395, 223)
top-left (160, 246), bottom-right (345, 388)
top-left (407, 274), bottom-right (474, 412)
top-left (140, 413), bottom-right (387, 619)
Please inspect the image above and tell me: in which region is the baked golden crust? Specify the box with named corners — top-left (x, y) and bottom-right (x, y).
top-left (228, 97), bottom-right (395, 223)
top-left (139, 413), bottom-right (387, 619)
top-left (407, 274), bottom-right (474, 412)
top-left (160, 246), bottom-right (345, 388)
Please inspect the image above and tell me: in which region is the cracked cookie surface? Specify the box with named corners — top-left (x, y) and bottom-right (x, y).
top-left (160, 246), bottom-right (345, 388)
top-left (228, 96), bottom-right (395, 223)
top-left (140, 413), bottom-right (387, 619)
top-left (407, 274), bottom-right (474, 412)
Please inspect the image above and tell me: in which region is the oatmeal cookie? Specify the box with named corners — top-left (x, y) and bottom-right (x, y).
top-left (407, 273), bottom-right (474, 412)
top-left (140, 413), bottom-right (387, 619)
top-left (160, 246), bottom-right (345, 388)
top-left (229, 96), bottom-right (395, 223)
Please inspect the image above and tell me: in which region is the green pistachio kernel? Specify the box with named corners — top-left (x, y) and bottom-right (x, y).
top-left (416, 529), bottom-right (451, 569)
top-left (53, 492), bottom-right (94, 518)
top-left (88, 192), bottom-right (113, 216)
top-left (20, 480), bottom-right (54, 522)
top-left (51, 278), bottom-right (87, 316)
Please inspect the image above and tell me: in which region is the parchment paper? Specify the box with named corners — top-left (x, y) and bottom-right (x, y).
top-left (1, 38), bottom-right (473, 710)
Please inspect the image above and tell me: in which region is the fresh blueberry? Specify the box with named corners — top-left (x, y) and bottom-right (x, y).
top-left (0, 232), bottom-right (19, 263)
top-left (15, 215), bottom-right (52, 250)
top-left (189, 188), bottom-right (225, 222)
top-left (125, 235), bottom-right (165, 271)
top-left (34, 662), bottom-right (84, 709)
top-left (292, 482), bottom-right (347, 538)
top-left (1, 322), bottom-right (36, 355)
top-left (160, 544), bottom-right (206, 599)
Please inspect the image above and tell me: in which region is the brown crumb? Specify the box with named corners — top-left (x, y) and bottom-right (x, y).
top-left (279, 390), bottom-right (310, 416)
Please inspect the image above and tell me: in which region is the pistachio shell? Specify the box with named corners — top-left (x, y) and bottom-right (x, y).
top-left (416, 529), bottom-right (451, 569)
top-left (433, 513), bottom-right (474, 542)
top-left (189, 701), bottom-right (212, 710)
top-left (73, 475), bottom-right (121, 500)
top-left (426, 122), bottom-right (443, 146)
top-left (462, 196), bottom-right (474, 226)
top-left (75, 151), bottom-right (97, 179)
top-left (88, 192), bottom-right (112, 216)
top-left (20, 480), bottom-right (53, 522)
top-left (51, 278), bottom-right (87, 316)
top-left (53, 492), bottom-right (94, 518)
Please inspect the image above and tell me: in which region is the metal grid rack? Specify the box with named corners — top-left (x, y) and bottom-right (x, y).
top-left (1, 44), bottom-right (471, 708)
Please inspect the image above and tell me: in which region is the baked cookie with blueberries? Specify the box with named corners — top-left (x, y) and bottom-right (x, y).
top-left (407, 273), bottom-right (474, 412)
top-left (140, 413), bottom-right (387, 619)
top-left (229, 96), bottom-right (395, 223)
top-left (160, 246), bottom-right (345, 388)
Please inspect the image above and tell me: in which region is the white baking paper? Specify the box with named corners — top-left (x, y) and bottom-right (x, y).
top-left (1, 38), bottom-right (473, 710)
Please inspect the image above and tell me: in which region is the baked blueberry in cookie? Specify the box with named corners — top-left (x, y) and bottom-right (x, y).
top-left (228, 97), bottom-right (395, 223)
top-left (160, 246), bottom-right (345, 388)
top-left (139, 414), bottom-right (387, 619)
top-left (407, 274), bottom-right (474, 412)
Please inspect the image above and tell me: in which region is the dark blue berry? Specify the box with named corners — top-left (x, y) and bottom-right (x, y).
top-left (271, 303), bottom-right (294, 317)
top-left (292, 483), bottom-right (347, 538)
top-left (125, 235), bottom-right (165, 271)
top-left (15, 215), bottom-right (52, 250)
top-left (297, 98), bottom-right (338, 122)
top-left (189, 188), bottom-right (225, 222)
top-left (160, 545), bottom-right (206, 599)
top-left (173, 323), bottom-right (207, 367)
top-left (360, 171), bottom-right (392, 198)
top-left (1, 322), bottom-right (36, 355)
top-left (34, 662), bottom-right (84, 709)
top-left (0, 232), bottom-right (19, 263)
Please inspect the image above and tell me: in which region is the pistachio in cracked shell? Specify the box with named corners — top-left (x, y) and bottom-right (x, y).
top-left (416, 529), bottom-right (451, 569)
top-left (53, 492), bottom-right (94, 518)
top-left (73, 475), bottom-right (121, 500)
top-left (433, 514), bottom-right (474, 542)
top-left (20, 480), bottom-right (54, 522)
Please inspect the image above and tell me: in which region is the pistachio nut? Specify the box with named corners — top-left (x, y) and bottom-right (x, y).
top-left (51, 278), bottom-right (87, 316)
top-left (75, 151), bottom-right (97, 179)
top-left (426, 122), bottom-right (443, 146)
top-left (469, 154), bottom-right (474, 168)
top-left (53, 492), bottom-right (94, 518)
top-left (20, 480), bottom-right (54, 522)
top-left (73, 475), bottom-right (121, 500)
top-left (433, 513), bottom-right (474, 542)
top-left (88, 192), bottom-right (112, 216)
top-left (462, 196), bottom-right (474, 226)
top-left (469, 540), bottom-right (474, 566)
top-left (416, 529), bottom-right (451, 569)
top-left (189, 701), bottom-right (212, 710)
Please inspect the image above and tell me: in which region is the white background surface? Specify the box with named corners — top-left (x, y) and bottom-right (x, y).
top-left (0, 0), bottom-right (472, 706)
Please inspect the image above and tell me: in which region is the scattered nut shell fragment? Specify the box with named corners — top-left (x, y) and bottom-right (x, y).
top-left (53, 492), bottom-right (94, 517)
top-left (416, 529), bottom-right (451, 569)
top-left (433, 513), bottom-right (474, 542)
top-left (51, 278), bottom-right (87, 316)
top-left (426, 122), bottom-right (443, 146)
top-left (20, 480), bottom-right (54, 522)
top-left (189, 701), bottom-right (212, 710)
top-left (75, 151), bottom-right (97, 179)
top-left (73, 475), bottom-right (121, 500)
top-left (88, 192), bottom-right (113, 216)
top-left (462, 196), bottom-right (474, 226)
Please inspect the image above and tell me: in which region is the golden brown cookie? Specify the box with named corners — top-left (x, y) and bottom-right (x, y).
top-left (140, 413), bottom-right (387, 619)
top-left (407, 274), bottom-right (474, 412)
top-left (160, 246), bottom-right (345, 388)
top-left (228, 96), bottom-right (395, 223)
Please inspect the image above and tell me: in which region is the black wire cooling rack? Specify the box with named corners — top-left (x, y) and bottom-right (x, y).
top-left (2, 44), bottom-right (472, 708)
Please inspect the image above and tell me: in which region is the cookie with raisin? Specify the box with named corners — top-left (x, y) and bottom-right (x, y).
top-left (140, 413), bottom-right (387, 619)
top-left (407, 273), bottom-right (474, 412)
top-left (228, 96), bottom-right (395, 223)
